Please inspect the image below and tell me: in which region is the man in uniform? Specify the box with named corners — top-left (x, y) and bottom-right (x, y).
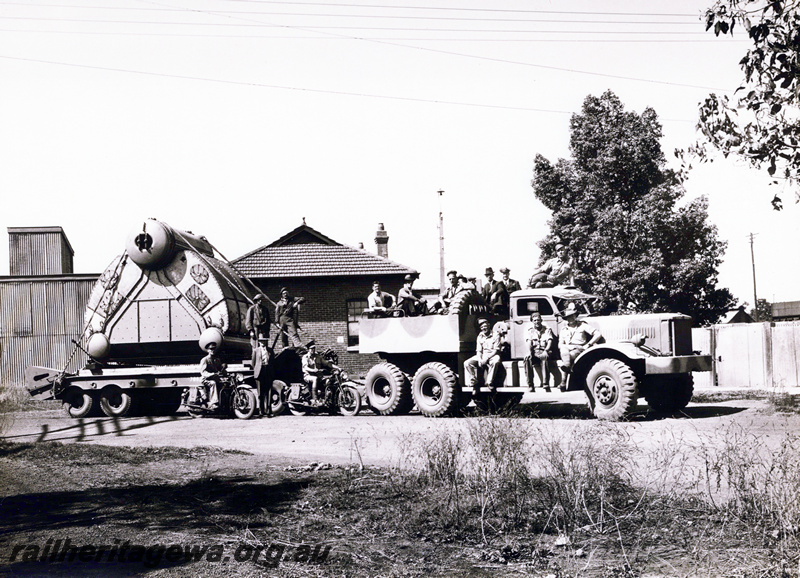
top-left (524, 312), bottom-right (560, 392)
top-left (528, 243), bottom-right (573, 288)
top-left (199, 341), bottom-right (226, 410)
top-left (245, 294), bottom-right (271, 351)
top-left (302, 341), bottom-right (340, 404)
top-left (275, 287), bottom-right (306, 349)
top-left (499, 267), bottom-right (521, 294)
top-left (397, 274), bottom-right (427, 316)
top-left (482, 267), bottom-right (508, 316)
top-left (464, 318), bottom-right (504, 398)
top-left (558, 302), bottom-right (602, 376)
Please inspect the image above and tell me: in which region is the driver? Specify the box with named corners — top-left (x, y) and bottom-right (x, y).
top-left (301, 341), bottom-right (340, 404)
top-left (199, 341), bottom-right (226, 410)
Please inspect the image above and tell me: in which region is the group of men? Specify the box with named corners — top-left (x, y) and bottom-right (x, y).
top-left (464, 302), bottom-right (601, 397)
top-left (197, 286), bottom-right (336, 414)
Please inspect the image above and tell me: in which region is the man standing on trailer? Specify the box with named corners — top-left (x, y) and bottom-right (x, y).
top-left (275, 287), bottom-right (306, 350)
top-left (245, 293), bottom-right (271, 351)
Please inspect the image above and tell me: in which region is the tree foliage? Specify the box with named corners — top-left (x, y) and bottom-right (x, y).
top-left (533, 91), bottom-right (736, 326)
top-left (691, 0), bottom-right (800, 209)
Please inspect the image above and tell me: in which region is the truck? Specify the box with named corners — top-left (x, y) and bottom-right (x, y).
top-left (25, 219), bottom-right (293, 418)
top-left (358, 287), bottom-right (711, 420)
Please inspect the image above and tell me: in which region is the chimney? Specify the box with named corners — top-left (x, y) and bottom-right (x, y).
top-left (375, 223), bottom-right (389, 259)
top-left (357, 242), bottom-right (364, 249)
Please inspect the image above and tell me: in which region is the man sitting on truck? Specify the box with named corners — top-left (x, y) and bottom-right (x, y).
top-left (302, 341), bottom-right (339, 404)
top-left (367, 281), bottom-right (395, 317)
top-left (558, 302), bottom-right (602, 375)
top-left (397, 274), bottom-right (428, 316)
top-left (525, 312), bottom-right (559, 392)
top-left (465, 318), bottom-right (504, 398)
top-left (528, 243), bottom-right (573, 288)
top-left (199, 341), bottom-right (226, 410)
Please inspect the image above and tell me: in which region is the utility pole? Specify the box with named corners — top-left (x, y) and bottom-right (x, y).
top-left (437, 190), bottom-right (445, 292)
top-left (749, 232), bottom-right (759, 322)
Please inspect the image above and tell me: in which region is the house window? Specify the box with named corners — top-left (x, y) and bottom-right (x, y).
top-left (346, 298), bottom-right (369, 347)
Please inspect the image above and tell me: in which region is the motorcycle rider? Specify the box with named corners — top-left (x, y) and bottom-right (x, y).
top-left (302, 341), bottom-right (339, 405)
top-left (199, 341), bottom-right (226, 410)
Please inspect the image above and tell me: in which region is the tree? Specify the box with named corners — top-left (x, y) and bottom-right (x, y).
top-left (532, 91), bottom-right (736, 326)
top-left (691, 0), bottom-right (800, 209)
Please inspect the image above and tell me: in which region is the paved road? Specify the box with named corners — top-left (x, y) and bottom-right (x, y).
top-left (5, 390), bottom-right (796, 468)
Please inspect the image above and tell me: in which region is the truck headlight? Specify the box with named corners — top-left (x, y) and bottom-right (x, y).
top-left (630, 334), bottom-right (646, 347)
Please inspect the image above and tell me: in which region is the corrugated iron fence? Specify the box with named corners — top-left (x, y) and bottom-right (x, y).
top-left (0, 276), bottom-right (96, 386)
top-left (693, 322), bottom-right (800, 389)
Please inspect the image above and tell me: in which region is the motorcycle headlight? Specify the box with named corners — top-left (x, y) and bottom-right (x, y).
top-left (340, 371), bottom-right (349, 381)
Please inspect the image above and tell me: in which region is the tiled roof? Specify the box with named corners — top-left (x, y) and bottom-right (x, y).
top-left (233, 225), bottom-right (417, 278)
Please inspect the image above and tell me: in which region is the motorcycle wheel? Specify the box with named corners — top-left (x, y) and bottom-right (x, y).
top-left (338, 385), bottom-right (362, 416)
top-left (232, 388), bottom-right (257, 420)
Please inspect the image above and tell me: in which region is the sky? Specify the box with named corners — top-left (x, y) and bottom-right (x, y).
top-left (1, 0), bottom-right (798, 307)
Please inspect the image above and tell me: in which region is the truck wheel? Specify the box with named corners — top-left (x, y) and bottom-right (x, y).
top-left (586, 359), bottom-right (639, 421)
top-left (365, 362), bottom-right (413, 415)
top-left (412, 362), bottom-right (459, 417)
top-left (62, 389), bottom-right (95, 418)
top-left (233, 388), bottom-right (257, 419)
top-left (99, 386), bottom-right (135, 417)
top-left (643, 374), bottom-right (694, 413)
top-left (338, 385), bottom-right (362, 416)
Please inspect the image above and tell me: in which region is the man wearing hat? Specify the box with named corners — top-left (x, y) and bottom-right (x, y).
top-left (397, 274), bottom-right (427, 316)
top-left (275, 287), bottom-right (306, 349)
top-left (251, 335), bottom-right (274, 416)
top-left (482, 267), bottom-right (508, 316)
top-left (499, 267), bottom-right (521, 294)
top-left (557, 302), bottom-right (602, 375)
top-left (302, 340), bottom-right (340, 404)
top-left (528, 243), bottom-right (573, 288)
top-left (199, 340), bottom-right (226, 410)
top-left (245, 293), bottom-right (271, 352)
top-left (464, 318), bottom-right (504, 397)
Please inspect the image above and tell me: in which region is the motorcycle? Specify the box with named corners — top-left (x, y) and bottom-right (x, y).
top-left (277, 349), bottom-right (362, 416)
top-left (182, 371), bottom-right (258, 419)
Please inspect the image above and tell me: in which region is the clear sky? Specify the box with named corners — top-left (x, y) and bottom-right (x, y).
top-left (1, 0), bottom-right (798, 307)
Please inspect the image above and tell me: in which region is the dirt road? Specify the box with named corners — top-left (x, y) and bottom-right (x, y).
top-left (5, 390), bottom-right (798, 468)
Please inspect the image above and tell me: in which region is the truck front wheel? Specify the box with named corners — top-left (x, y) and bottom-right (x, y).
top-left (585, 359), bottom-right (639, 421)
top-left (365, 362), bottom-right (413, 415)
top-left (412, 362), bottom-right (458, 417)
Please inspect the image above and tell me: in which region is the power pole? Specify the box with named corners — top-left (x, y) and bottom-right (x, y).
top-left (749, 232), bottom-right (759, 322)
top-left (438, 190), bottom-right (445, 292)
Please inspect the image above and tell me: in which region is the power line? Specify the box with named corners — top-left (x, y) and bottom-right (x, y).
top-left (0, 1), bottom-right (701, 18)
top-left (0, 29), bottom-right (739, 43)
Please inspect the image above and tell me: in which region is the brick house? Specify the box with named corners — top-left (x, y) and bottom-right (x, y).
top-left (233, 222), bottom-right (418, 376)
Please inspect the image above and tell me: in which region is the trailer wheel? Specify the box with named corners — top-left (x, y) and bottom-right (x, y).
top-left (232, 388), bottom-right (257, 420)
top-left (62, 389), bottom-right (95, 418)
top-left (412, 362), bottom-right (458, 417)
top-left (365, 362), bottom-right (413, 415)
top-left (99, 386), bottom-right (135, 417)
top-left (643, 374), bottom-right (694, 413)
top-left (586, 359), bottom-right (639, 421)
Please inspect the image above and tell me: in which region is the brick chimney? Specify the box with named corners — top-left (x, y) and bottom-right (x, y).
top-left (375, 223), bottom-right (389, 259)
